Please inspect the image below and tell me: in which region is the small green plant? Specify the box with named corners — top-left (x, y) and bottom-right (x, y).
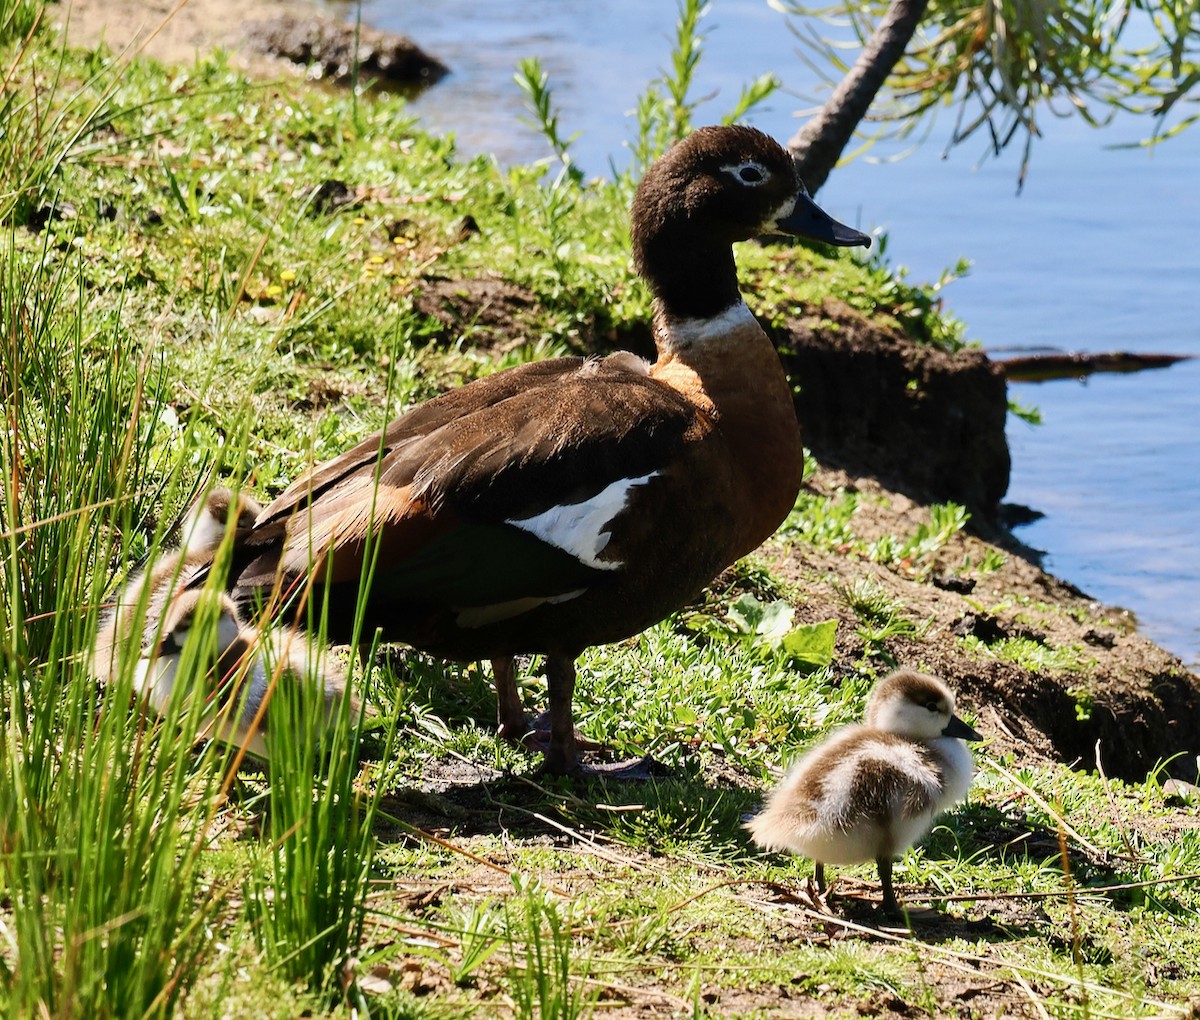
top-left (837, 578), bottom-right (921, 660)
top-left (686, 593), bottom-right (836, 670)
top-left (961, 547), bottom-right (1008, 576)
top-left (501, 878), bottom-right (598, 1020)
top-left (446, 901), bottom-right (505, 986)
top-left (898, 502), bottom-right (970, 562)
top-left (783, 487), bottom-right (861, 550)
top-left (961, 633), bottom-right (1088, 673)
top-left (1009, 395), bottom-right (1044, 426)
top-left (514, 57), bottom-right (583, 185)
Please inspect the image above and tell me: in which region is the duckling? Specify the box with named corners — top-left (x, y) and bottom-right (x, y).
top-left (747, 669), bottom-right (982, 913)
top-left (91, 487), bottom-right (261, 683)
top-left (216, 125), bottom-right (871, 775)
top-left (134, 587), bottom-right (356, 759)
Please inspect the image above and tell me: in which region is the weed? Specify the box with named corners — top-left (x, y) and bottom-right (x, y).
top-left (502, 878), bottom-right (599, 1020)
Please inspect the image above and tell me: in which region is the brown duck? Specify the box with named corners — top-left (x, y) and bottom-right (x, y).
top-left (226, 125), bottom-right (870, 774)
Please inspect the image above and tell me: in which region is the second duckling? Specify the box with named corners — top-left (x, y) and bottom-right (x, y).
top-left (91, 487), bottom-right (262, 683)
top-left (136, 587), bottom-right (358, 760)
top-left (746, 669), bottom-right (982, 913)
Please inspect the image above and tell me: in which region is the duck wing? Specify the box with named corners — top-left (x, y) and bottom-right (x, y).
top-left (235, 355), bottom-right (706, 622)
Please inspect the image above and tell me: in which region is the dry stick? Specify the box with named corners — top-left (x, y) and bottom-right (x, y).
top-left (0, 6), bottom-right (42, 92)
top-left (1093, 739), bottom-right (1143, 861)
top-left (925, 870), bottom-right (1200, 904)
top-left (1056, 820), bottom-right (1090, 1019)
top-left (374, 804), bottom-right (572, 900)
top-left (986, 757), bottom-right (1142, 864)
top-left (1010, 968), bottom-right (1054, 1020)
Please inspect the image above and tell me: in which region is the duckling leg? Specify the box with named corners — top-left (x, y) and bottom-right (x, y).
top-left (877, 857), bottom-right (900, 914)
top-left (814, 862), bottom-right (826, 892)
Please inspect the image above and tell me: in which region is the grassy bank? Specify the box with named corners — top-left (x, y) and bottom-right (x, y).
top-left (3, 6), bottom-right (1200, 1018)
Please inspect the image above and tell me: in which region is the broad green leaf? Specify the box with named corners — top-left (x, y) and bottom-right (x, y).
top-left (780, 619), bottom-right (838, 670)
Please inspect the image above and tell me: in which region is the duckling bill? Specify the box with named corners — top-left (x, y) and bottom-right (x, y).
top-left (747, 669), bottom-right (982, 913)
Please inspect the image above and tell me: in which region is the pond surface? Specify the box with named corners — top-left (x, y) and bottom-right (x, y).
top-left (336, 0), bottom-right (1200, 667)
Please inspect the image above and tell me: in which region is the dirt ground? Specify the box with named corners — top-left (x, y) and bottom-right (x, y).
top-left (52, 0), bottom-right (317, 77)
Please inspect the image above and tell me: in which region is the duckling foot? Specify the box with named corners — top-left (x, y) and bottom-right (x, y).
top-left (804, 875), bottom-right (834, 915)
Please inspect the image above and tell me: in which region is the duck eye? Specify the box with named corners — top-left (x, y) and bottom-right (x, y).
top-left (738, 165), bottom-right (765, 184)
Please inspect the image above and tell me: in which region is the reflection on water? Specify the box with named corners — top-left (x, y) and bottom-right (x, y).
top-left (344, 0), bottom-right (1200, 666)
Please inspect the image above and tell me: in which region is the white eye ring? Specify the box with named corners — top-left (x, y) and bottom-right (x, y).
top-left (723, 161), bottom-right (769, 186)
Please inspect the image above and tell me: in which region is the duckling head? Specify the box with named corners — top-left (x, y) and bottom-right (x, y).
top-left (865, 669), bottom-right (982, 743)
top-left (134, 588), bottom-right (246, 709)
top-left (180, 487), bottom-right (263, 553)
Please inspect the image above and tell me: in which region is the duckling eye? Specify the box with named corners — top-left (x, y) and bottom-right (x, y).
top-left (926, 701), bottom-right (941, 713)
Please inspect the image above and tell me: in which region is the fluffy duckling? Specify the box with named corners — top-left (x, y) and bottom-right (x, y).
top-left (747, 669), bottom-right (981, 913)
top-left (91, 487), bottom-right (262, 682)
top-left (135, 587), bottom-right (357, 759)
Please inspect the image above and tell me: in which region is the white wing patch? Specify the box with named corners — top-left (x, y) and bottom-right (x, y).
top-left (506, 471), bottom-right (660, 570)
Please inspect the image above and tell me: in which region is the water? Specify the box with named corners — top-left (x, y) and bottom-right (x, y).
top-left (342, 0), bottom-right (1200, 667)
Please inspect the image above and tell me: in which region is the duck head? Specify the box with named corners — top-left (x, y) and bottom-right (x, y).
top-left (630, 125), bottom-right (870, 321)
top-left (865, 668), bottom-right (983, 743)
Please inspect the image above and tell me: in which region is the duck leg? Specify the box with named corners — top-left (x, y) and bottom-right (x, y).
top-left (876, 857), bottom-right (900, 914)
top-left (541, 652), bottom-right (658, 779)
top-left (543, 652), bottom-right (580, 775)
top-left (492, 656), bottom-right (528, 743)
top-left (814, 862), bottom-right (826, 892)
top-left (494, 656), bottom-right (606, 753)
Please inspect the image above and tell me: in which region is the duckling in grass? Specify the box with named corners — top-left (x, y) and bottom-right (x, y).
top-left (135, 587), bottom-right (357, 760)
top-left (91, 487), bottom-right (262, 683)
top-left (747, 669), bottom-right (982, 913)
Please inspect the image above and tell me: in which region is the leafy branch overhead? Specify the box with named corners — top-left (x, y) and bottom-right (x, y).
top-left (776, 0), bottom-right (1200, 191)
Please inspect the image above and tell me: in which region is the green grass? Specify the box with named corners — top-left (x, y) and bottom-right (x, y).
top-left (1, 7), bottom-right (1198, 1019)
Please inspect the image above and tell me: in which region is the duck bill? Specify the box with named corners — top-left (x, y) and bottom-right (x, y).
top-left (774, 191), bottom-right (871, 248)
top-left (942, 714), bottom-right (983, 742)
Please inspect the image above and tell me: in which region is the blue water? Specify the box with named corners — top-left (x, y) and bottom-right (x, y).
top-left (344, 0), bottom-right (1200, 667)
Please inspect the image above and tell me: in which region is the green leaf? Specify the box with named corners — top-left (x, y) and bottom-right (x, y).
top-left (726, 592), bottom-right (765, 635)
top-left (756, 599), bottom-right (796, 647)
top-left (780, 619), bottom-right (838, 670)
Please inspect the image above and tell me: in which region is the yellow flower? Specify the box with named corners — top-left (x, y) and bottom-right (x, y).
top-left (280, 269), bottom-right (297, 283)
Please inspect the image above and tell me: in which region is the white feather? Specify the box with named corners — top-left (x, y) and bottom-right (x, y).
top-left (507, 471), bottom-right (659, 570)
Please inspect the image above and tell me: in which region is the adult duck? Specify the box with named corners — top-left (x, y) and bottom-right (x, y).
top-left (231, 125), bottom-right (870, 774)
